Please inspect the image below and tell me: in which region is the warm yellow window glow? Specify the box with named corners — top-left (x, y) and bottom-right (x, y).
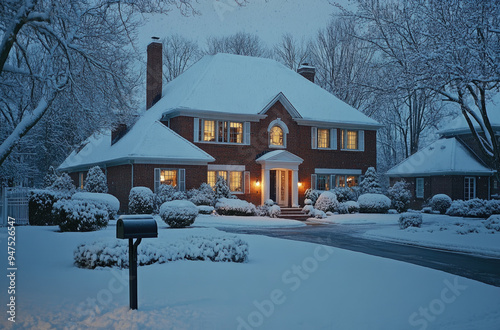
top-left (318, 129), bottom-right (330, 149)
top-left (203, 120), bottom-right (215, 141)
top-left (208, 171), bottom-right (228, 188)
top-left (229, 122), bottom-right (243, 143)
top-left (230, 171), bottom-right (243, 192)
top-left (270, 126), bottom-right (284, 146)
top-left (160, 170), bottom-right (177, 187)
top-left (342, 130), bottom-right (358, 150)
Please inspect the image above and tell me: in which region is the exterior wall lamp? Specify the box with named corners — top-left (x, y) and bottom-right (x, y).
top-left (256, 180), bottom-right (260, 187)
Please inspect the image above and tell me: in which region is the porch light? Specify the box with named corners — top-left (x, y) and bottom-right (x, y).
top-left (298, 182), bottom-right (302, 187)
top-left (256, 180), bottom-right (260, 187)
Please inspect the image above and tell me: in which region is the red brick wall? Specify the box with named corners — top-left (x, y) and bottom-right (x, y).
top-left (107, 165), bottom-right (132, 212)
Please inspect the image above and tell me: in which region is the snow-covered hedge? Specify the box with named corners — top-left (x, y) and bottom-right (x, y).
top-left (399, 212), bottom-right (423, 229)
top-left (446, 199), bottom-right (492, 218)
top-left (314, 191), bottom-right (339, 213)
top-left (83, 166), bottom-right (108, 193)
top-left (188, 183), bottom-right (215, 206)
top-left (129, 187), bottom-right (154, 214)
top-left (28, 189), bottom-right (71, 226)
top-left (484, 215), bottom-right (500, 232)
top-left (302, 204), bottom-right (314, 215)
top-left (358, 193), bottom-right (391, 213)
top-left (338, 201), bottom-right (360, 214)
top-left (154, 184), bottom-right (186, 212)
top-left (215, 198), bottom-right (257, 216)
top-left (160, 200), bottom-right (198, 228)
top-left (53, 199), bottom-right (108, 232)
top-left (269, 205), bottom-right (281, 218)
top-left (197, 205), bottom-right (215, 214)
top-left (430, 194), bottom-right (452, 214)
top-left (387, 181), bottom-right (412, 213)
top-left (74, 235), bottom-right (249, 269)
top-left (72, 192), bottom-right (119, 219)
top-left (304, 189), bottom-right (321, 205)
top-left (333, 187), bottom-right (357, 202)
top-left (50, 172), bottom-right (76, 193)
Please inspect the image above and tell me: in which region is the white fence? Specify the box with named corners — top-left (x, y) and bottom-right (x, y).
top-left (1, 187), bottom-right (29, 226)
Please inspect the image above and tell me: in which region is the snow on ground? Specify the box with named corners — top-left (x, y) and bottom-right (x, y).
top-left (194, 214), bottom-right (306, 228)
top-left (312, 213), bottom-right (500, 258)
top-left (1, 217), bottom-right (500, 329)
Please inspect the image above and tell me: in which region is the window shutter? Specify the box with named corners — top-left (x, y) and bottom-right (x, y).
top-left (330, 129), bottom-right (337, 150)
top-left (244, 171), bottom-right (251, 194)
top-left (244, 122), bottom-right (251, 145)
top-left (311, 127), bottom-right (317, 149)
top-left (193, 118), bottom-right (200, 142)
top-left (311, 174), bottom-right (317, 190)
top-left (154, 168), bottom-right (161, 193)
top-left (330, 175), bottom-right (336, 190)
top-left (416, 178), bottom-right (424, 198)
top-left (179, 169), bottom-right (186, 191)
top-left (358, 130), bottom-right (365, 151)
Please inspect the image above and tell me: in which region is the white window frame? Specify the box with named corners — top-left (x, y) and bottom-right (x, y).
top-left (154, 168), bottom-right (186, 192)
top-left (194, 118), bottom-right (249, 145)
top-left (415, 178), bottom-right (424, 199)
top-left (207, 165), bottom-right (248, 194)
top-left (268, 118), bottom-right (288, 149)
top-left (341, 129), bottom-right (364, 151)
top-left (464, 177), bottom-right (476, 200)
top-left (311, 127), bottom-right (337, 150)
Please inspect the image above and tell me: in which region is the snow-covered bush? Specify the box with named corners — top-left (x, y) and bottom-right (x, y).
top-left (302, 204), bottom-right (315, 215)
top-left (28, 189), bottom-right (71, 226)
top-left (430, 194), bottom-right (452, 214)
top-left (214, 175), bottom-right (233, 200)
top-left (337, 201), bottom-right (360, 214)
top-left (304, 198), bottom-right (312, 205)
top-left (74, 235), bottom-right (249, 269)
top-left (188, 183), bottom-right (215, 206)
top-left (160, 200), bottom-right (198, 228)
top-left (421, 207), bottom-right (433, 214)
top-left (358, 193), bottom-right (391, 213)
top-left (311, 209), bottom-right (326, 219)
top-left (53, 199), bottom-right (108, 232)
top-left (487, 200), bottom-right (500, 215)
top-left (484, 215), bottom-right (500, 232)
top-left (446, 199), bottom-right (490, 218)
top-left (399, 212), bottom-right (423, 229)
top-left (269, 205), bottom-right (281, 218)
top-left (304, 189), bottom-right (321, 205)
top-left (359, 167), bottom-right (382, 194)
top-left (314, 191), bottom-right (339, 213)
top-left (50, 172), bottom-right (76, 193)
top-left (333, 187), bottom-right (357, 202)
top-left (388, 209), bottom-right (398, 214)
top-left (72, 192), bottom-right (120, 219)
top-left (215, 198), bottom-right (257, 216)
top-left (155, 184), bottom-right (186, 212)
top-left (197, 205), bottom-right (215, 214)
top-left (129, 187), bottom-right (154, 214)
top-left (387, 180), bottom-right (412, 213)
top-left (83, 166), bottom-right (108, 193)
top-left (43, 166), bottom-right (58, 188)
top-left (256, 199), bottom-right (275, 217)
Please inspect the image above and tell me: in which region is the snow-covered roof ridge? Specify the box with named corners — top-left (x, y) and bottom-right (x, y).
top-left (151, 53), bottom-right (380, 128)
top-left (386, 137), bottom-right (494, 177)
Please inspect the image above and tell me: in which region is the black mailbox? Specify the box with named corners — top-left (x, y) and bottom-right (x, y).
top-left (116, 215), bottom-right (158, 239)
top-left (116, 215), bottom-right (158, 310)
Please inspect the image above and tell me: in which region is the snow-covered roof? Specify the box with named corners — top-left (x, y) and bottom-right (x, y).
top-left (256, 150), bottom-right (304, 164)
top-left (148, 53), bottom-right (381, 128)
top-left (58, 121), bottom-right (215, 171)
top-left (386, 138), bottom-right (494, 177)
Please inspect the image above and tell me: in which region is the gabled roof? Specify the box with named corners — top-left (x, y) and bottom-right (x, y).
top-left (150, 53), bottom-right (380, 128)
top-left (256, 150), bottom-right (304, 164)
top-left (58, 121), bottom-right (215, 171)
top-left (386, 138), bottom-right (494, 177)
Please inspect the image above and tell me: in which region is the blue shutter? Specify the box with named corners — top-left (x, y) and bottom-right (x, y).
top-left (154, 168), bottom-right (161, 193)
top-left (311, 127), bottom-right (317, 149)
top-left (358, 130), bottom-right (364, 151)
top-left (244, 122), bottom-right (251, 145)
top-left (194, 118), bottom-right (200, 142)
top-left (179, 169), bottom-right (186, 192)
top-left (330, 129), bottom-right (337, 150)
top-left (311, 174), bottom-right (317, 190)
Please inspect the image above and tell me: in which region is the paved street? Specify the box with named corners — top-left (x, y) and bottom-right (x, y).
top-left (221, 222), bottom-right (500, 287)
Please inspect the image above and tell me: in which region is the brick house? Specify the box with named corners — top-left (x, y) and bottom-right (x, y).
top-left (387, 107), bottom-right (499, 209)
top-left (59, 42), bottom-right (381, 211)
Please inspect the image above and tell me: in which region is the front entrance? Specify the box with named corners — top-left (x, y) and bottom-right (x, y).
top-left (270, 170), bottom-right (289, 207)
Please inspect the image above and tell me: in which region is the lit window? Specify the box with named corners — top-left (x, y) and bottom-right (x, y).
top-left (230, 172), bottom-right (243, 192)
top-left (346, 176), bottom-right (358, 188)
top-left (317, 175), bottom-right (330, 191)
top-left (160, 170), bottom-right (177, 187)
top-left (229, 122), bottom-right (243, 143)
top-left (218, 121), bottom-right (228, 143)
top-left (208, 171), bottom-right (228, 188)
top-left (416, 178), bottom-right (424, 198)
top-left (336, 175), bottom-right (345, 187)
top-left (203, 120), bottom-right (215, 141)
top-left (342, 130), bottom-right (358, 150)
top-left (270, 126), bottom-right (284, 146)
top-left (464, 177), bottom-right (476, 200)
top-left (79, 173), bottom-right (85, 190)
top-left (317, 129), bottom-right (330, 149)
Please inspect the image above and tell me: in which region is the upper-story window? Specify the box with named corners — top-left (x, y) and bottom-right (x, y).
top-left (341, 129), bottom-right (364, 151)
top-left (270, 126), bottom-right (284, 146)
top-left (311, 128), bottom-right (336, 150)
top-left (317, 129), bottom-right (330, 149)
top-left (203, 120), bottom-right (216, 142)
top-left (195, 119), bottom-right (249, 145)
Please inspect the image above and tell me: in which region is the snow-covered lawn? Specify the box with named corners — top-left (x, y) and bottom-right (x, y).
top-left (1, 219), bottom-right (500, 329)
top-left (194, 214), bottom-right (306, 228)
top-left (312, 213), bottom-right (500, 258)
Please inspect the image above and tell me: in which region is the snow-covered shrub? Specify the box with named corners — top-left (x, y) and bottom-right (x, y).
top-left (28, 189), bottom-right (71, 226)
top-left (484, 215), bottom-right (500, 232)
top-left (188, 183), bottom-right (215, 206)
top-left (333, 187), bottom-right (356, 202)
top-left (314, 191), bottom-right (339, 213)
top-left (72, 192), bottom-right (120, 219)
top-left (215, 198), bottom-right (257, 216)
top-left (304, 198), bottom-right (312, 205)
top-left (487, 200), bottom-right (500, 215)
top-left (430, 194), bottom-right (452, 214)
top-left (269, 205), bottom-right (281, 218)
top-left (43, 166), bottom-right (58, 188)
top-left (338, 201), bottom-right (360, 214)
top-left (155, 184), bottom-right (186, 212)
top-left (399, 212), bottom-right (423, 229)
top-left (197, 205), bottom-right (215, 214)
top-left (358, 193), bottom-right (391, 213)
top-left (53, 199), bottom-right (108, 232)
top-left (388, 209), bottom-right (398, 214)
top-left (214, 175), bottom-right (233, 200)
top-left (421, 207), bottom-right (433, 214)
top-left (312, 209), bottom-right (326, 219)
top-left (302, 204), bottom-right (315, 215)
top-left (446, 199), bottom-right (490, 218)
top-left (256, 199), bottom-right (275, 217)
top-left (387, 180), bottom-right (412, 213)
top-left (160, 200), bottom-right (198, 228)
top-left (359, 167), bottom-right (382, 194)
top-left (304, 189), bottom-right (321, 205)
top-left (74, 235), bottom-right (249, 269)
top-left (128, 187), bottom-right (154, 214)
top-left (446, 200), bottom-right (466, 217)
top-left (50, 172), bottom-right (76, 193)
top-left (83, 166), bottom-right (108, 193)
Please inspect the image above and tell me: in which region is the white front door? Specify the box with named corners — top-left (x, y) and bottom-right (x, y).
top-left (277, 170), bottom-right (288, 207)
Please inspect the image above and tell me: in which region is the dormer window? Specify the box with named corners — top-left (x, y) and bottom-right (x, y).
top-left (268, 118), bottom-right (288, 148)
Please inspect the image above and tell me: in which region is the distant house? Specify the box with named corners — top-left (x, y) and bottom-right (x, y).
top-left (387, 103), bottom-right (500, 208)
top-left (59, 42), bottom-right (381, 211)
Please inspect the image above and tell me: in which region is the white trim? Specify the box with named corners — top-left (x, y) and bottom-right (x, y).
top-left (315, 168), bottom-right (363, 175)
top-left (464, 176), bottom-right (476, 200)
top-left (295, 118), bottom-right (382, 130)
top-left (244, 122), bottom-right (251, 145)
top-left (311, 174), bottom-right (317, 190)
top-left (311, 127), bottom-right (317, 149)
top-left (268, 118), bottom-right (288, 148)
top-left (259, 92), bottom-right (302, 118)
top-left (162, 108), bottom-right (266, 122)
top-left (208, 164), bottom-right (245, 172)
top-left (244, 171), bottom-right (250, 194)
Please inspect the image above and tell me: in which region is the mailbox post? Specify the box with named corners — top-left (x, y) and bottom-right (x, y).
top-left (116, 215), bottom-right (158, 310)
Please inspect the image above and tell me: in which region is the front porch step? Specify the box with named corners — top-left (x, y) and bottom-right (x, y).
top-left (278, 207), bottom-right (310, 221)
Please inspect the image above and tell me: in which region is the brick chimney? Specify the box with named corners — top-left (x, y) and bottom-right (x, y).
top-left (146, 38), bottom-right (163, 109)
top-left (297, 62), bottom-right (315, 83)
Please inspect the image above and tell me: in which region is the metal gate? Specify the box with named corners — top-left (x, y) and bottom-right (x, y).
top-left (1, 187), bottom-right (29, 226)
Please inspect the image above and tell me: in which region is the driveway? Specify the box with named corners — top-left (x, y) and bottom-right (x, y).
top-left (220, 222), bottom-right (500, 287)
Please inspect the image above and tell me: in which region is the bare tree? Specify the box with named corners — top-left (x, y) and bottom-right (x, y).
top-left (273, 33), bottom-right (310, 71)
top-left (205, 31), bottom-right (270, 57)
top-left (162, 34), bottom-right (201, 82)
